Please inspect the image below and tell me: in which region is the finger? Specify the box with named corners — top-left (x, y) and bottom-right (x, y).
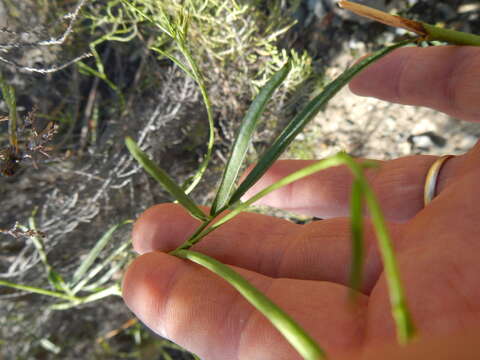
top-left (122, 251), bottom-right (368, 360)
top-left (133, 203), bottom-right (405, 292)
top-left (349, 46), bottom-right (480, 122)
top-left (334, 327), bottom-right (480, 360)
top-left (241, 153), bottom-right (463, 222)
top-left (365, 167), bottom-right (480, 347)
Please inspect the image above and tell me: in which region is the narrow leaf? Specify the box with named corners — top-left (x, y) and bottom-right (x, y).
top-left (229, 40), bottom-right (412, 205)
top-left (151, 47), bottom-right (195, 79)
top-left (71, 220), bottom-right (132, 286)
top-left (173, 250), bottom-right (326, 360)
top-left (175, 152), bottom-right (416, 345)
top-left (211, 62), bottom-right (291, 215)
top-left (48, 269), bottom-right (71, 294)
top-left (349, 179), bottom-right (364, 295)
top-left (176, 154), bottom-right (350, 251)
top-left (125, 137), bottom-right (208, 221)
top-left (363, 186), bottom-right (416, 343)
top-left (74, 242), bottom-right (129, 293)
top-left (72, 241), bottom-right (129, 294)
top-left (0, 280), bottom-right (75, 302)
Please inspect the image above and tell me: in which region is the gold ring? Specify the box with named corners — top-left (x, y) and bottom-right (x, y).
top-left (424, 155), bottom-right (454, 206)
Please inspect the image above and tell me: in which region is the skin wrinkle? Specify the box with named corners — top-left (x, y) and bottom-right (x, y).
top-left (237, 275), bottom-right (277, 360)
top-left (272, 218), bottom-right (395, 294)
top-left (368, 157), bottom-right (426, 221)
top-left (160, 257), bottom-right (194, 342)
top-left (221, 273), bottom-right (258, 360)
top-left (443, 48), bottom-right (469, 118)
top-left (162, 260), bottom-right (246, 360)
top-left (397, 48), bottom-right (441, 108)
top-left (392, 47), bottom-right (411, 104)
top-left (274, 223), bottom-right (305, 279)
top-left (443, 259), bottom-right (477, 316)
top-left (448, 48), bottom-right (480, 119)
top-left (256, 230), bottom-right (286, 278)
top-left (348, 297), bottom-right (368, 352)
top-left (425, 248), bottom-right (478, 331)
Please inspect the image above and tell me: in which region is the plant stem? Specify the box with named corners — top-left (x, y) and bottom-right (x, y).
top-left (363, 185), bottom-right (416, 343)
top-left (423, 23), bottom-right (480, 46)
top-left (173, 250), bottom-right (326, 360)
top-left (172, 216), bottom-right (216, 251)
top-left (339, 0), bottom-right (480, 46)
top-left (0, 280), bottom-right (76, 301)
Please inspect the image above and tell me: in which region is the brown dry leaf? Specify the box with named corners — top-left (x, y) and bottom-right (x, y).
top-left (337, 0), bottom-right (427, 36)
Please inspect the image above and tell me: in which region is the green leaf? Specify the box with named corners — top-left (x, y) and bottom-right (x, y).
top-left (174, 154), bottom-right (350, 251)
top-left (349, 179), bottom-right (364, 295)
top-left (210, 154), bottom-right (350, 233)
top-left (229, 40), bottom-right (413, 205)
top-left (71, 220), bottom-right (133, 286)
top-left (363, 185), bottom-right (416, 343)
top-left (125, 137), bottom-right (208, 221)
top-left (72, 241), bottom-right (129, 294)
top-left (151, 47), bottom-right (195, 79)
top-left (173, 250), bottom-right (326, 360)
top-left (210, 62), bottom-right (291, 215)
top-left (48, 269), bottom-right (71, 294)
top-left (0, 279), bottom-right (75, 302)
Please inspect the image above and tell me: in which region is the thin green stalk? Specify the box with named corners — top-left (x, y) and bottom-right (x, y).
top-left (173, 216), bottom-right (215, 251)
top-left (121, 0), bottom-right (215, 195)
top-left (18, 214), bottom-right (72, 295)
top-left (174, 154), bottom-right (349, 252)
top-left (335, 156), bottom-right (416, 343)
top-left (175, 27), bottom-right (215, 195)
top-left (0, 280), bottom-right (76, 302)
top-left (72, 240), bottom-right (131, 295)
top-left (151, 46), bottom-right (196, 78)
top-left (229, 40), bottom-right (414, 205)
top-left (74, 241), bottom-right (130, 293)
top-left (219, 156), bottom-right (348, 224)
top-left (50, 284), bottom-right (122, 310)
top-left (423, 23), bottom-right (480, 46)
top-left (349, 179), bottom-right (364, 295)
top-left (173, 250), bottom-right (326, 360)
top-left (71, 220), bottom-right (133, 286)
top-left (363, 185), bottom-right (416, 343)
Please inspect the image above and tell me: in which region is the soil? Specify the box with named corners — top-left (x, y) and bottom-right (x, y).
top-left (0, 0), bottom-right (479, 359)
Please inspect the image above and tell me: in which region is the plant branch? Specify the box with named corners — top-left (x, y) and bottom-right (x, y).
top-left (338, 0), bottom-right (480, 46)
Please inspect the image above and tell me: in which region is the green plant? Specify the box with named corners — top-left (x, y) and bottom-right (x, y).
top-left (3, 0), bottom-right (479, 358)
top-left (125, 3), bottom-right (480, 358)
top-left (1, 1), bottom-right (313, 357)
top-left (0, 216), bottom-right (132, 310)
top-left (126, 42), bottom-right (410, 360)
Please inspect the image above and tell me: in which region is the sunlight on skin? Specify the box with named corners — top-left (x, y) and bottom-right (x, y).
top-left (123, 46), bottom-right (480, 360)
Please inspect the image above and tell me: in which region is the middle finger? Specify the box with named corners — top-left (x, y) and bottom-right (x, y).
top-left (133, 203), bottom-right (404, 293)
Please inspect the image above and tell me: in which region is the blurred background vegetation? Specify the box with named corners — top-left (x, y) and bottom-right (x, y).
top-left (0, 0), bottom-right (479, 358)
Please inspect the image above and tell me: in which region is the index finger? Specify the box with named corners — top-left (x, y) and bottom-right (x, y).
top-left (349, 46), bottom-right (480, 122)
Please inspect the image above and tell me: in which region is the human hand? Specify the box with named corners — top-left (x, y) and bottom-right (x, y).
top-left (122, 46), bottom-right (480, 360)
